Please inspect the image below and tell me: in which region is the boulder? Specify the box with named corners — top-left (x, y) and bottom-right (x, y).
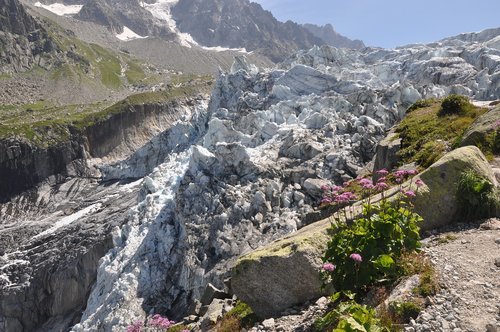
top-left (302, 178), bottom-right (328, 199)
top-left (231, 146), bottom-right (494, 317)
top-left (415, 146), bottom-right (496, 228)
top-left (231, 222), bottom-right (330, 318)
top-left (460, 106), bottom-right (500, 148)
top-left (372, 132), bottom-right (401, 177)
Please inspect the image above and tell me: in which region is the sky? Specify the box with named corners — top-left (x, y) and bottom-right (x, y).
top-left (251, 0), bottom-right (500, 48)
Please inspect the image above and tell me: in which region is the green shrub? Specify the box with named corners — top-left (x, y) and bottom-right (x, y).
top-left (217, 301), bottom-right (258, 331)
top-left (438, 94), bottom-right (474, 116)
top-left (407, 99), bottom-right (436, 113)
top-left (390, 301), bottom-right (423, 321)
top-left (314, 299), bottom-right (389, 332)
top-left (396, 98), bottom-right (486, 167)
top-left (322, 199), bottom-right (422, 293)
top-left (457, 169), bottom-right (499, 220)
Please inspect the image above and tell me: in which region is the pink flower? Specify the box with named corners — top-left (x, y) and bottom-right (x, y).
top-left (332, 185), bottom-right (343, 192)
top-left (415, 179), bottom-right (425, 187)
top-left (494, 120), bottom-right (500, 129)
top-left (375, 182), bottom-right (389, 191)
top-left (376, 169), bottom-right (389, 176)
top-left (321, 184), bottom-right (331, 191)
top-left (322, 263), bottom-right (336, 272)
top-left (181, 330), bottom-right (190, 332)
top-left (407, 169), bottom-right (418, 175)
top-left (149, 315), bottom-right (174, 329)
top-left (126, 320), bottom-right (143, 332)
top-left (377, 177), bottom-right (387, 183)
top-left (359, 178), bottom-right (374, 189)
top-left (350, 253), bottom-right (362, 263)
top-left (404, 190), bottom-right (416, 198)
top-left (394, 170), bottom-right (408, 179)
top-left (321, 197), bottom-right (333, 204)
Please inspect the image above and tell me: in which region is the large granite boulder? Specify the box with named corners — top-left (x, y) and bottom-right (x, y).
top-left (414, 146), bottom-right (496, 228)
top-left (231, 222), bottom-right (330, 318)
top-left (460, 106), bottom-right (500, 149)
top-left (231, 146), bottom-right (495, 318)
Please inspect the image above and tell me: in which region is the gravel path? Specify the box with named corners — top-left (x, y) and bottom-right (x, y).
top-left (409, 221), bottom-right (500, 332)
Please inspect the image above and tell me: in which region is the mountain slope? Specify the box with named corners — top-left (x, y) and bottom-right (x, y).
top-left (171, 0), bottom-right (324, 61)
top-left (0, 0), bottom-right (57, 72)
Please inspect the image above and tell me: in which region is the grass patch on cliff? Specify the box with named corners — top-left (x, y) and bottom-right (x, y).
top-left (216, 301), bottom-right (258, 331)
top-left (125, 60), bottom-right (146, 84)
top-left (396, 97), bottom-right (487, 167)
top-left (0, 77), bottom-right (211, 146)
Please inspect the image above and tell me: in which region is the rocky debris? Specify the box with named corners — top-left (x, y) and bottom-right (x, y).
top-left (382, 275), bottom-right (421, 307)
top-left (231, 146), bottom-right (495, 317)
top-left (248, 296), bottom-right (330, 332)
top-left (409, 224), bottom-right (500, 332)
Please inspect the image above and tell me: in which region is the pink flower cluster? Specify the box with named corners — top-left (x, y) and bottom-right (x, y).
top-left (150, 314), bottom-right (175, 329)
top-left (322, 263), bottom-right (336, 272)
top-left (320, 182), bottom-right (357, 206)
top-left (349, 253), bottom-right (363, 263)
top-left (126, 320), bottom-right (144, 332)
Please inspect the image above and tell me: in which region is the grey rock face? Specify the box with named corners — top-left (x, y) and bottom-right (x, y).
top-left (0, 0), bottom-right (57, 73)
top-left (172, 0), bottom-right (325, 62)
top-left (373, 132), bottom-right (402, 176)
top-left (303, 23), bottom-right (364, 50)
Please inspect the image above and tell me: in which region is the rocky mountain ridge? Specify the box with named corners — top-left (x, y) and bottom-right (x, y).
top-left (302, 23), bottom-right (364, 50)
top-left (0, 18), bottom-right (500, 332)
top-left (29, 0), bottom-right (364, 62)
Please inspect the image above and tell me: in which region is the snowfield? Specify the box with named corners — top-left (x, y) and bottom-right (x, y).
top-left (116, 27), bottom-right (148, 41)
top-left (34, 2), bottom-right (83, 16)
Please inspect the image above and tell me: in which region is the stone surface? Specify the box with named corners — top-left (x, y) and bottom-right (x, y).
top-left (231, 222), bottom-right (330, 318)
top-left (461, 106), bottom-right (500, 148)
top-left (414, 146), bottom-right (495, 229)
top-left (373, 132), bottom-right (402, 176)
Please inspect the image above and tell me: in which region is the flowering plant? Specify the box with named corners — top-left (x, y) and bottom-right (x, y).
top-left (321, 169), bottom-right (424, 293)
top-left (125, 315), bottom-right (190, 332)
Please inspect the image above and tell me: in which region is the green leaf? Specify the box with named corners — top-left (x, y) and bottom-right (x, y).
top-left (374, 254), bottom-right (395, 269)
top-left (344, 316), bottom-right (368, 332)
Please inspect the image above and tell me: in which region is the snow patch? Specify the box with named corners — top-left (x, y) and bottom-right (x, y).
top-left (34, 2), bottom-right (83, 16)
top-left (116, 27), bottom-right (148, 41)
top-left (202, 46), bottom-right (248, 53)
top-left (33, 203), bottom-right (104, 240)
top-left (142, 0), bottom-right (198, 48)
